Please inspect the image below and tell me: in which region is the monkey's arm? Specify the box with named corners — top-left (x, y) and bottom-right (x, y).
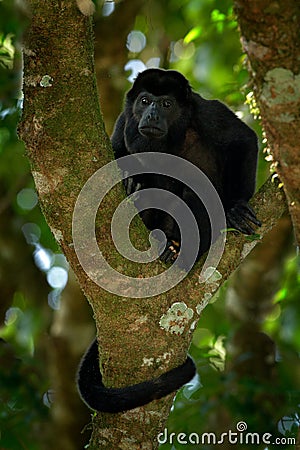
top-left (225, 134), bottom-right (262, 234)
top-left (77, 339), bottom-right (196, 413)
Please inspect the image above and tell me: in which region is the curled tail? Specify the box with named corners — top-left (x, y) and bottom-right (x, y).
top-left (77, 338), bottom-right (196, 413)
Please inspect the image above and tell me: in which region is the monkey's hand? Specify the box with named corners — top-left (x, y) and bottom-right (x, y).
top-left (226, 200), bottom-right (261, 235)
top-left (122, 172), bottom-right (142, 196)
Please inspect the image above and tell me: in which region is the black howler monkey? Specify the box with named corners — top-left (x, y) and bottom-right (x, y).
top-left (111, 68), bottom-right (260, 262)
top-left (77, 69), bottom-right (260, 413)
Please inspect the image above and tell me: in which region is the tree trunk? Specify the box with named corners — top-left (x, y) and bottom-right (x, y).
top-left (234, 0), bottom-right (300, 245)
top-left (48, 4), bottom-right (145, 447)
top-left (19, 1), bottom-right (287, 448)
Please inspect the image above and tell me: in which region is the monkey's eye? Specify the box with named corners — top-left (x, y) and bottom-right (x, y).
top-left (141, 96), bottom-right (150, 105)
top-left (162, 99), bottom-right (172, 108)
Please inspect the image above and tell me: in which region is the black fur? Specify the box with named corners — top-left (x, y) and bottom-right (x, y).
top-left (111, 68), bottom-right (260, 263)
top-left (77, 339), bottom-right (196, 413)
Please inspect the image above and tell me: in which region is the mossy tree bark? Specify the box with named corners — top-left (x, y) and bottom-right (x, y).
top-left (235, 0), bottom-right (300, 245)
top-left (20, 1), bottom-right (286, 448)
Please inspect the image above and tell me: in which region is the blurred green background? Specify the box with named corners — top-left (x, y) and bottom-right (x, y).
top-left (0, 1), bottom-right (299, 449)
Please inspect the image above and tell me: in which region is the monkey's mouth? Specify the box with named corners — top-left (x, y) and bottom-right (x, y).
top-left (139, 126), bottom-right (166, 138)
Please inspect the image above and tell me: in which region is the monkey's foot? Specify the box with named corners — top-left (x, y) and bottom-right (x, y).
top-left (227, 200), bottom-right (261, 235)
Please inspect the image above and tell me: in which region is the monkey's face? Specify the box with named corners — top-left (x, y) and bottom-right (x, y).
top-left (134, 92), bottom-right (180, 139)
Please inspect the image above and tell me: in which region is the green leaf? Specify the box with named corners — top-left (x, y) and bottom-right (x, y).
top-left (183, 26), bottom-right (202, 44)
top-left (245, 233), bottom-right (261, 242)
top-left (211, 9), bottom-right (226, 23)
top-left (274, 288), bottom-right (287, 303)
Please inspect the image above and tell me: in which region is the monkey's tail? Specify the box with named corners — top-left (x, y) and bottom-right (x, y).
top-left (77, 338), bottom-right (196, 413)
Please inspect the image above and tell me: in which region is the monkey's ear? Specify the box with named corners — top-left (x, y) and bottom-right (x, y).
top-left (76, 0), bottom-right (95, 16)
